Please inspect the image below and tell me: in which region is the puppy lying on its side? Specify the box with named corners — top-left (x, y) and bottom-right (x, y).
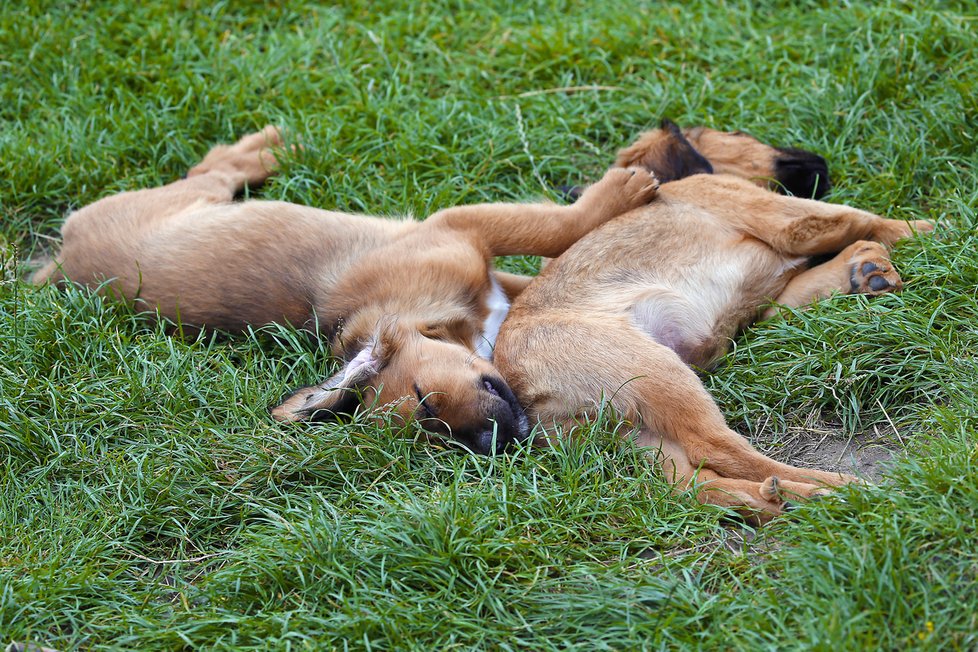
top-left (32, 127), bottom-right (659, 454)
top-left (494, 122), bottom-right (932, 521)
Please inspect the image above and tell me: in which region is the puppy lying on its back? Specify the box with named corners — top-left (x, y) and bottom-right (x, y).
top-left (495, 121), bottom-right (932, 521)
top-left (33, 127), bottom-right (659, 454)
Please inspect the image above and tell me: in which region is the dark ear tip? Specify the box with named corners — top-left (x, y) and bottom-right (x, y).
top-left (659, 117), bottom-right (681, 133)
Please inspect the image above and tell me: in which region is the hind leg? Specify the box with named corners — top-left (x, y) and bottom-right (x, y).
top-left (762, 240), bottom-right (903, 319)
top-left (185, 125), bottom-right (285, 186)
top-left (620, 352), bottom-right (855, 488)
top-left (646, 433), bottom-right (829, 522)
top-left (498, 318), bottom-right (856, 516)
top-left (34, 127), bottom-right (287, 285)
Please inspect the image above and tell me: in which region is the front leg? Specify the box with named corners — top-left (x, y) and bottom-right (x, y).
top-left (664, 175), bottom-right (933, 255)
top-left (425, 167), bottom-right (659, 257)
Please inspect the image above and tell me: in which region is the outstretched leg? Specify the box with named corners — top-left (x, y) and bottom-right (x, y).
top-left (496, 315), bottom-right (855, 521)
top-left (492, 270), bottom-right (535, 301)
top-left (34, 127), bottom-right (286, 285)
top-left (762, 241), bottom-right (903, 319)
top-left (185, 125), bottom-right (285, 187)
top-left (425, 167), bottom-right (660, 258)
top-left (663, 174), bottom-right (932, 255)
top-left (645, 433), bottom-right (829, 523)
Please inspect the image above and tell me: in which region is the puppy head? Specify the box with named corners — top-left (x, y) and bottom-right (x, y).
top-left (270, 321), bottom-right (530, 455)
top-left (613, 120), bottom-right (830, 199)
top-left (680, 126), bottom-right (831, 199)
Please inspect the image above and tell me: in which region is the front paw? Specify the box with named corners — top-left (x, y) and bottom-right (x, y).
top-left (576, 167), bottom-right (659, 218)
top-left (874, 217), bottom-right (935, 246)
top-left (911, 219), bottom-right (935, 235)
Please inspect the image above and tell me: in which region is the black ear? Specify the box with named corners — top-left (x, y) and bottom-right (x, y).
top-left (614, 118), bottom-right (713, 183)
top-left (656, 119), bottom-right (714, 181)
top-left (270, 346), bottom-right (382, 423)
top-left (774, 147), bottom-right (831, 199)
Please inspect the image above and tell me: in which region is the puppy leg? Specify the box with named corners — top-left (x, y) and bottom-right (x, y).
top-left (499, 318), bottom-right (855, 499)
top-left (186, 125), bottom-right (286, 187)
top-left (425, 167), bottom-right (660, 258)
top-left (625, 351), bottom-right (855, 488)
top-left (666, 175), bottom-right (932, 254)
top-left (646, 433), bottom-right (828, 523)
top-left (763, 241), bottom-right (903, 318)
top-left (492, 270), bottom-right (535, 301)
top-left (34, 128), bottom-right (287, 285)
top-left (758, 205), bottom-right (932, 255)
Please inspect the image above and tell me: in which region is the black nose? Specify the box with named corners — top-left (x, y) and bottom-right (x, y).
top-left (480, 375), bottom-right (530, 447)
top-left (774, 148), bottom-right (831, 199)
top-left (476, 428), bottom-right (516, 456)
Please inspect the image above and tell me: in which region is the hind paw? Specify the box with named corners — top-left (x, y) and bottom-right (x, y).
top-left (846, 241), bottom-right (902, 295)
top-left (760, 476), bottom-right (837, 503)
top-left (187, 126), bottom-right (293, 184)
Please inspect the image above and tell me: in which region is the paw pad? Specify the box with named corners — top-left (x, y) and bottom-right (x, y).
top-left (849, 249), bottom-right (903, 295)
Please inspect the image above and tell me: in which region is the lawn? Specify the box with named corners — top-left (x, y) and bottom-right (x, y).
top-left (2, 0), bottom-right (976, 649)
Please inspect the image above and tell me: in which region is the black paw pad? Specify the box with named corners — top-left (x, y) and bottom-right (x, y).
top-left (860, 261), bottom-right (880, 276)
top-left (868, 275), bottom-right (891, 291)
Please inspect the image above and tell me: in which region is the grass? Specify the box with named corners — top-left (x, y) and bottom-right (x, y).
top-left (2, 0), bottom-right (977, 649)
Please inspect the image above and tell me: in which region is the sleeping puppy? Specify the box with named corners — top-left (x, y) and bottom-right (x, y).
top-left (495, 121), bottom-right (932, 520)
top-left (561, 119), bottom-right (830, 201)
top-left (33, 127), bottom-right (659, 455)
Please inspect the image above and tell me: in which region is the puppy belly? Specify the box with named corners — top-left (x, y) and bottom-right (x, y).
top-left (629, 288), bottom-right (712, 365)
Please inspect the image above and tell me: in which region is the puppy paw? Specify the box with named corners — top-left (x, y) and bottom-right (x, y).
top-left (873, 217), bottom-right (934, 246)
top-left (188, 126), bottom-right (292, 184)
top-left (761, 475), bottom-right (847, 502)
top-left (576, 166), bottom-right (659, 218)
top-left (759, 476), bottom-right (784, 503)
top-left (846, 241), bottom-right (903, 295)
top-left (912, 219), bottom-right (935, 234)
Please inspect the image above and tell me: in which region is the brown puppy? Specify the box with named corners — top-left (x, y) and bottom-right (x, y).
top-left (494, 122), bottom-right (932, 521)
top-left (33, 127), bottom-right (659, 455)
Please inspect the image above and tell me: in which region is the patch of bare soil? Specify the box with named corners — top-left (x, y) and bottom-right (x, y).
top-left (753, 423), bottom-right (902, 482)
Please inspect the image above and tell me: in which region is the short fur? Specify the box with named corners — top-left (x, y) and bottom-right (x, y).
top-left (617, 121), bottom-right (831, 200)
top-left (34, 127), bottom-right (660, 455)
top-left (494, 123), bottom-right (932, 521)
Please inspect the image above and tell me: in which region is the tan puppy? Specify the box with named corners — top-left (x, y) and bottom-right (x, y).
top-left (33, 127), bottom-right (659, 455)
top-left (494, 122), bottom-right (932, 520)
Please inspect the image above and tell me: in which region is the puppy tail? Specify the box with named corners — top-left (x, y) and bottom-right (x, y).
top-left (29, 257), bottom-right (63, 285)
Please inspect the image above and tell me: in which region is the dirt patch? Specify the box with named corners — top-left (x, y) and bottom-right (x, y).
top-left (752, 424), bottom-right (901, 482)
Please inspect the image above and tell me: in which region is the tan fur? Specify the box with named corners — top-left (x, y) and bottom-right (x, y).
top-left (495, 124), bottom-right (933, 522)
top-left (34, 127), bottom-right (660, 455)
top-left (680, 126), bottom-right (782, 184)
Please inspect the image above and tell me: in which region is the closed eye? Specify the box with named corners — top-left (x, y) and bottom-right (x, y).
top-left (414, 384), bottom-right (437, 419)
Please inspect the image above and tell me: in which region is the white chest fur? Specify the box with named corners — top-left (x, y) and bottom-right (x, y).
top-left (475, 276), bottom-right (510, 360)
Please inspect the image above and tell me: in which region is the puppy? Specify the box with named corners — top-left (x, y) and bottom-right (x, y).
top-left (494, 122), bottom-right (932, 520)
top-left (33, 127), bottom-right (659, 454)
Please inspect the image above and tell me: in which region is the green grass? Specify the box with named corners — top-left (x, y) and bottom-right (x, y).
top-left (2, 0), bottom-right (977, 649)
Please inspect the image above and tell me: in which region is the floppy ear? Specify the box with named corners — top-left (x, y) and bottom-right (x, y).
top-left (614, 118), bottom-right (714, 183)
top-left (419, 316), bottom-right (478, 344)
top-left (270, 346), bottom-right (383, 423)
